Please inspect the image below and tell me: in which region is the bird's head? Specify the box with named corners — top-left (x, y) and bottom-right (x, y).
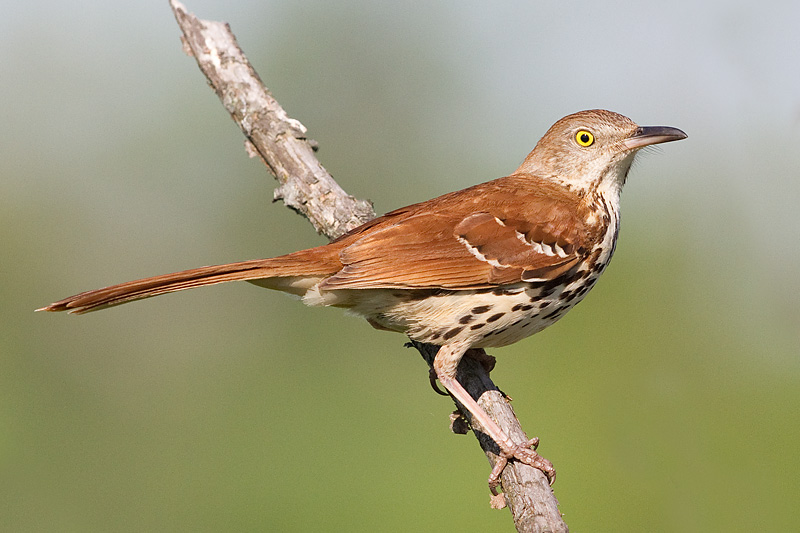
top-left (517, 109), bottom-right (686, 198)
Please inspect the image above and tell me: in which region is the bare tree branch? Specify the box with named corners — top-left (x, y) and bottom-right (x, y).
top-left (170, 0), bottom-right (374, 238)
top-left (169, 2), bottom-right (567, 531)
top-left (413, 342), bottom-right (567, 532)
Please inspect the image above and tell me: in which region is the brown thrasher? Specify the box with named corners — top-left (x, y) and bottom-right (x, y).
top-left (40, 109), bottom-right (686, 488)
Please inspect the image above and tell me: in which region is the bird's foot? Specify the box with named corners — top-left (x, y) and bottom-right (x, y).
top-left (488, 437), bottom-right (556, 494)
top-left (428, 367), bottom-right (449, 396)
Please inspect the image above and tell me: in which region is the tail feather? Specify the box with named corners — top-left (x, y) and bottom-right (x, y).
top-left (38, 247), bottom-right (341, 314)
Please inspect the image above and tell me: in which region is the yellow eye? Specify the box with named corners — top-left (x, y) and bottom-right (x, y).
top-left (575, 130), bottom-right (594, 147)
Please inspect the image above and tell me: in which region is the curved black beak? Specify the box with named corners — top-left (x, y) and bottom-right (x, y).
top-left (623, 125), bottom-right (687, 151)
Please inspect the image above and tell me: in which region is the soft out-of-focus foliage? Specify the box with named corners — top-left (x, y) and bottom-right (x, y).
top-left (3, 1), bottom-right (798, 531)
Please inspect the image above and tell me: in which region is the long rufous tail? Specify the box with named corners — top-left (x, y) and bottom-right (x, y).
top-left (38, 246), bottom-right (342, 314)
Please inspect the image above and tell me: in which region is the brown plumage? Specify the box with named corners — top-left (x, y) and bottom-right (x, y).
top-left (43, 176), bottom-right (596, 313)
top-left (40, 109), bottom-right (686, 488)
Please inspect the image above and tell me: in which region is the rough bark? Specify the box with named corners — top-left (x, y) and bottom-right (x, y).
top-left (171, 0), bottom-right (374, 238)
top-left (169, 2), bottom-right (568, 531)
top-left (412, 342), bottom-right (567, 532)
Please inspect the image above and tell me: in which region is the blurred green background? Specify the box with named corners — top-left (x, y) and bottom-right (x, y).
top-left (3, 1), bottom-right (799, 531)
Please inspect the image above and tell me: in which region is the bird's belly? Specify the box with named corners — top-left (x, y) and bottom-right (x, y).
top-left (346, 274), bottom-right (603, 349)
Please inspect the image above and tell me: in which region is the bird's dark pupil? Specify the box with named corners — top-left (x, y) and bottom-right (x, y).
top-left (580, 133), bottom-right (590, 143)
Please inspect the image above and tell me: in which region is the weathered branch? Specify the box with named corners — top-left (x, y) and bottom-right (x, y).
top-left (169, 2), bottom-right (567, 531)
top-left (413, 342), bottom-right (567, 532)
top-left (170, 0), bottom-right (374, 238)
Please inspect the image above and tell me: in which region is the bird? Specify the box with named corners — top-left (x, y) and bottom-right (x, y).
top-left (40, 109), bottom-right (686, 488)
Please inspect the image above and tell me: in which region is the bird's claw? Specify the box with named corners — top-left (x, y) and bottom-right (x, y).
top-left (488, 438), bottom-right (556, 494)
top-left (428, 368), bottom-right (449, 396)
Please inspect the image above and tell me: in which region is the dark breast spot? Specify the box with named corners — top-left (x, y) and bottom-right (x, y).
top-left (541, 275), bottom-right (569, 292)
top-left (471, 305), bottom-right (492, 314)
top-left (483, 326), bottom-right (507, 338)
top-left (493, 287), bottom-right (522, 296)
top-left (458, 314), bottom-right (475, 324)
top-left (442, 327), bottom-right (464, 341)
top-left (470, 322), bottom-right (486, 330)
top-left (538, 287), bottom-right (556, 298)
top-left (486, 312), bottom-right (505, 323)
top-left (563, 291), bottom-right (581, 303)
top-left (541, 308), bottom-right (564, 320)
